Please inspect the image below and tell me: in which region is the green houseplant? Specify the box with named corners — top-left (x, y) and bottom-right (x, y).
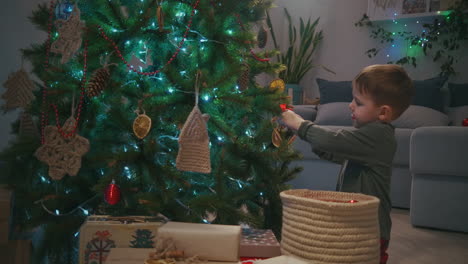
top-left (267, 8), bottom-right (332, 104)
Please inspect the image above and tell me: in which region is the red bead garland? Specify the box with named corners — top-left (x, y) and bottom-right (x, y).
top-left (234, 13), bottom-right (270, 62)
top-left (40, 0), bottom-right (89, 143)
top-left (97, 0), bottom-right (200, 76)
top-left (52, 39), bottom-right (88, 139)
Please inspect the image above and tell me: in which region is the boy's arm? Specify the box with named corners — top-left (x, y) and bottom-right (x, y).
top-left (298, 120), bottom-right (387, 164)
top-left (312, 148), bottom-right (345, 164)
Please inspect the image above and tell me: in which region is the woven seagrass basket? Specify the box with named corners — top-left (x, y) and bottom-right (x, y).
top-left (280, 189), bottom-right (380, 264)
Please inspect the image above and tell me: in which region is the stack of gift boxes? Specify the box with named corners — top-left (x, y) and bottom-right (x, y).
top-left (78, 216), bottom-right (287, 264)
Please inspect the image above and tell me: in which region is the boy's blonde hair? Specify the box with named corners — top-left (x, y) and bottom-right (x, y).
top-left (353, 64), bottom-right (414, 120)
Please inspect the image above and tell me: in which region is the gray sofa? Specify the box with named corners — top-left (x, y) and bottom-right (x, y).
top-left (288, 104), bottom-right (468, 232)
top-left (410, 126), bottom-right (468, 232)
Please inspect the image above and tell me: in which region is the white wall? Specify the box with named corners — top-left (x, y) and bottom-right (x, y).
top-left (0, 0), bottom-right (47, 151)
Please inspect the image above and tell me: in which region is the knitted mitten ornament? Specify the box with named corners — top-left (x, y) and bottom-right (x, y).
top-left (176, 72), bottom-right (211, 174)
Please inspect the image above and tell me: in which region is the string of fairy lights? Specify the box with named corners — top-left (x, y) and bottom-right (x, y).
top-left (372, 10), bottom-right (452, 61)
top-left (35, 0), bottom-right (269, 220)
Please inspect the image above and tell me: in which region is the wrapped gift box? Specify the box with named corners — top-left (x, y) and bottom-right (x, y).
top-left (239, 229), bottom-right (281, 258)
top-left (79, 215), bottom-right (165, 264)
top-left (255, 255), bottom-right (310, 264)
top-left (106, 248), bottom-right (239, 264)
top-left (156, 221), bottom-right (241, 262)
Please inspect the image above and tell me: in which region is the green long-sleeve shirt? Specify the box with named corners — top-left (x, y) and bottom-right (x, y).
top-left (298, 120), bottom-right (396, 240)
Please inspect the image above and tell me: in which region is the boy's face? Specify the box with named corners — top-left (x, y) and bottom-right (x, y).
top-left (349, 86), bottom-right (383, 128)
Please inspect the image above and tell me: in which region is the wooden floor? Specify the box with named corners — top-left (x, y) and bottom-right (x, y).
top-left (389, 208), bottom-right (468, 264)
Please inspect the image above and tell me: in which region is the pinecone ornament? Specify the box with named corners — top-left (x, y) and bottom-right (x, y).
top-left (86, 66), bottom-right (110, 98)
top-left (257, 26), bottom-right (268, 48)
top-left (237, 63), bottom-right (250, 91)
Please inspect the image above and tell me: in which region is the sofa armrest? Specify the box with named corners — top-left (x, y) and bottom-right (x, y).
top-left (293, 105), bottom-right (317, 121)
top-left (410, 127), bottom-right (468, 177)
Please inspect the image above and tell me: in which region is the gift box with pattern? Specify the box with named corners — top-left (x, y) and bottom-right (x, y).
top-left (78, 215), bottom-right (165, 264)
top-left (156, 221), bottom-right (241, 262)
top-left (239, 228), bottom-right (281, 258)
top-left (106, 248), bottom-right (240, 264)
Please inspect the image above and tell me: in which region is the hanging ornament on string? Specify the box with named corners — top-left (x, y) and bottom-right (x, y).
top-left (105, 179), bottom-right (121, 205)
top-left (86, 67), bottom-right (110, 97)
top-left (271, 117), bottom-right (296, 148)
top-left (176, 71), bottom-right (211, 174)
top-left (237, 62), bottom-right (250, 91)
top-left (55, 0), bottom-right (74, 20)
top-left (257, 23), bottom-right (268, 49)
top-left (35, 115), bottom-right (90, 180)
top-left (1, 68), bottom-right (36, 112)
top-left (50, 5), bottom-right (85, 64)
top-left (86, 55), bottom-right (115, 98)
top-left (133, 109), bottom-right (152, 140)
top-left (155, 0), bottom-right (170, 34)
top-left (269, 78), bottom-right (285, 93)
top-left (35, 99), bottom-right (90, 180)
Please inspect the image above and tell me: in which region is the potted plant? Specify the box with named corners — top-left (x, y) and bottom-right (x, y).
top-left (267, 8), bottom-right (332, 104)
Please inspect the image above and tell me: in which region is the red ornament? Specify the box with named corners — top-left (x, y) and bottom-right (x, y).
top-left (462, 118), bottom-right (468, 126)
top-left (280, 104), bottom-right (293, 112)
top-left (105, 179), bottom-right (121, 205)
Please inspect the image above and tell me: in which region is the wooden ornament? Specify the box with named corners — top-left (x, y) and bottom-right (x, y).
top-left (176, 71), bottom-right (211, 174)
top-left (269, 79), bottom-right (285, 93)
top-left (50, 5), bottom-right (85, 64)
top-left (2, 68), bottom-right (35, 111)
top-left (133, 113), bottom-right (152, 139)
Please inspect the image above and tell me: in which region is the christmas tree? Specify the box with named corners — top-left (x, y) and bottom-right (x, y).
top-left (0, 0), bottom-right (300, 262)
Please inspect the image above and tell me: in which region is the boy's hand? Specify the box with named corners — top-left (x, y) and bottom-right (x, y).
top-left (280, 110), bottom-right (304, 131)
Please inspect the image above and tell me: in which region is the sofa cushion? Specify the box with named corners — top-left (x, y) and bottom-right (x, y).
top-left (316, 78), bottom-right (353, 104)
top-left (393, 128), bottom-right (412, 166)
top-left (391, 105), bottom-right (450, 128)
top-left (292, 105), bottom-right (317, 121)
top-left (447, 106), bottom-right (468, 126)
top-left (448, 83), bottom-right (468, 107)
top-left (315, 102), bottom-right (352, 126)
top-left (317, 76), bottom-right (447, 112)
top-left (412, 76), bottom-right (447, 112)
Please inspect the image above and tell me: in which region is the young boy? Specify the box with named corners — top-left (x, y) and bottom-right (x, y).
top-left (281, 64), bottom-right (413, 264)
